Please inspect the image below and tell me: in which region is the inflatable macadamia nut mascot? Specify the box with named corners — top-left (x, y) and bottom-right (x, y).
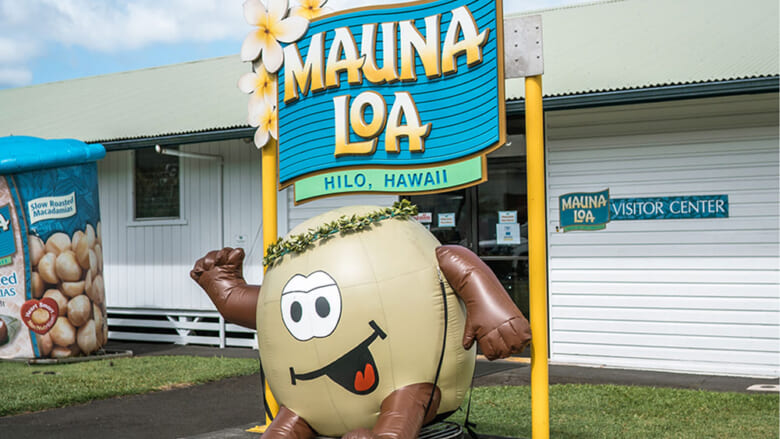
top-left (191, 202), bottom-right (531, 439)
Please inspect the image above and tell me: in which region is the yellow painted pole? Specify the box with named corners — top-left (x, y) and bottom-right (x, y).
top-left (525, 75), bottom-right (549, 439)
top-left (261, 138), bottom-right (280, 427)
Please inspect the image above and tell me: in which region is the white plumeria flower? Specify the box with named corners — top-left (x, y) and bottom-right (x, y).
top-left (241, 0), bottom-right (310, 73)
top-left (249, 102), bottom-right (279, 149)
top-left (238, 63), bottom-right (278, 107)
top-left (292, 0), bottom-right (332, 20)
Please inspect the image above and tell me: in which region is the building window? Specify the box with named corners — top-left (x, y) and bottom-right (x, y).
top-left (133, 147), bottom-right (180, 220)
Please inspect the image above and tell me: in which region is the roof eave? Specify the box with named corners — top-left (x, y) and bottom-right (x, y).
top-left (94, 127), bottom-right (256, 151)
top-left (506, 77), bottom-right (779, 116)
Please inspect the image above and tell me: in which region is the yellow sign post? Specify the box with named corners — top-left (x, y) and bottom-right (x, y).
top-left (525, 75), bottom-right (549, 439)
top-left (504, 13), bottom-right (548, 438)
top-left (259, 139), bottom-right (280, 429)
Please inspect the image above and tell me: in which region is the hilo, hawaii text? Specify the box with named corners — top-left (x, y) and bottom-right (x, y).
top-left (324, 169), bottom-right (448, 191)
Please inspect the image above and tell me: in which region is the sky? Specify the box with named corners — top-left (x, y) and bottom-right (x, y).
top-left (0, 0), bottom-right (594, 90)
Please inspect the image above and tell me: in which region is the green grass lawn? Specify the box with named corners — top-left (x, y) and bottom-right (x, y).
top-left (2, 356), bottom-right (777, 439)
top-left (449, 384), bottom-right (779, 438)
top-left (0, 356), bottom-right (259, 416)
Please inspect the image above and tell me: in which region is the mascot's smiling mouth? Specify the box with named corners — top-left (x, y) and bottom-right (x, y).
top-left (289, 320), bottom-right (387, 395)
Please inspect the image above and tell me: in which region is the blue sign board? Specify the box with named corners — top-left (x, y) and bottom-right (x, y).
top-left (610, 195), bottom-right (729, 221)
top-left (559, 190), bottom-right (729, 232)
top-left (276, 0), bottom-right (506, 202)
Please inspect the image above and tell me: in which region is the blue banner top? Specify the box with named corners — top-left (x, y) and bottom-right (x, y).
top-left (0, 136), bottom-right (106, 174)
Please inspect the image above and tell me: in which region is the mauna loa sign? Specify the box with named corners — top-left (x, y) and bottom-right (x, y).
top-left (276, 0), bottom-right (506, 203)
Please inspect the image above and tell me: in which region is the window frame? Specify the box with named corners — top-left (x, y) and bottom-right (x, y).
top-left (127, 147), bottom-right (187, 227)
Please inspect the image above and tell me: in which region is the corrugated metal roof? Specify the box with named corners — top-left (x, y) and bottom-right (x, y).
top-left (505, 0), bottom-right (779, 99)
top-left (0, 0), bottom-right (777, 143)
top-left (0, 56), bottom-right (248, 143)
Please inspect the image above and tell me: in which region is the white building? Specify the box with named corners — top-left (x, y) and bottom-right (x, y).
top-left (0, 0), bottom-right (777, 377)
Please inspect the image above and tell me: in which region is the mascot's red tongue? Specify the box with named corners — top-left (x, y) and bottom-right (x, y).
top-left (354, 363), bottom-right (376, 392)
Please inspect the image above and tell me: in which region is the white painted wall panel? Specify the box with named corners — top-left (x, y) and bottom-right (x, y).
top-left (546, 94), bottom-right (780, 377)
top-left (99, 140), bottom-right (262, 312)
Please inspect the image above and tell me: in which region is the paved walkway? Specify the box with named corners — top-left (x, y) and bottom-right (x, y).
top-left (0, 342), bottom-right (776, 439)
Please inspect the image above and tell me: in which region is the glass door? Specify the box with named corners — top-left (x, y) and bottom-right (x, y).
top-left (408, 140), bottom-right (529, 319)
top-left (476, 156), bottom-right (529, 319)
top-left (408, 189), bottom-right (476, 249)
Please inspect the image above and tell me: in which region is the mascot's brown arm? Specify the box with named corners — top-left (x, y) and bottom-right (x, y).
top-left (342, 383), bottom-right (441, 439)
top-left (190, 247), bottom-right (259, 329)
top-left (436, 245), bottom-right (532, 360)
top-left (261, 406), bottom-right (316, 439)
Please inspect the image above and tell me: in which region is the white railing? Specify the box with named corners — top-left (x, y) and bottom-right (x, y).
top-left (107, 308), bottom-right (257, 349)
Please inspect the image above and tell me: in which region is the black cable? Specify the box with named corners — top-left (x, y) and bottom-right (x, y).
top-left (424, 270), bottom-right (449, 421)
top-left (259, 356), bottom-right (274, 421)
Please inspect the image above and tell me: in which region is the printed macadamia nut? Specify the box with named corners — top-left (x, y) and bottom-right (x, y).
top-left (38, 252), bottom-right (58, 284)
top-left (45, 232), bottom-right (71, 255)
top-left (61, 281), bottom-right (85, 298)
top-left (92, 303), bottom-right (108, 345)
top-left (68, 343), bottom-right (82, 357)
top-left (72, 230), bottom-right (84, 254)
top-left (31, 272), bottom-right (44, 299)
top-left (50, 317), bottom-right (76, 347)
top-left (85, 224), bottom-right (96, 249)
top-left (55, 251), bottom-right (82, 282)
top-left (36, 332), bottom-right (53, 356)
top-left (31, 308), bottom-right (51, 326)
top-left (95, 244), bottom-right (103, 271)
top-left (93, 303), bottom-right (103, 327)
top-left (77, 320), bottom-right (98, 354)
top-left (84, 270), bottom-right (92, 294)
top-left (87, 274), bottom-right (105, 306)
top-left (50, 346), bottom-right (73, 358)
top-left (67, 295), bottom-right (91, 327)
top-left (43, 289), bottom-right (67, 315)
top-left (87, 249), bottom-right (98, 278)
top-left (29, 235), bottom-right (44, 266)
top-left (75, 233), bottom-right (90, 269)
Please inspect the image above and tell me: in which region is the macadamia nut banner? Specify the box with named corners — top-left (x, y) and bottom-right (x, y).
top-left (0, 136), bottom-right (106, 359)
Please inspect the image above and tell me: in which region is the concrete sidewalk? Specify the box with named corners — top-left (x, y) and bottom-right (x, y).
top-left (0, 341), bottom-right (776, 439)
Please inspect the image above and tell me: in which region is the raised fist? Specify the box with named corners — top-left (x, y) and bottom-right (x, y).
top-left (190, 247), bottom-right (259, 329)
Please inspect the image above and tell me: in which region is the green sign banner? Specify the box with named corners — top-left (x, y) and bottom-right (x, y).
top-left (559, 190), bottom-right (729, 232)
top-left (294, 156), bottom-right (484, 203)
top-left (558, 189), bottom-right (610, 232)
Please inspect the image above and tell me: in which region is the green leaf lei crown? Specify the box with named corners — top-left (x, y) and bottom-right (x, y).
top-left (263, 200), bottom-right (419, 267)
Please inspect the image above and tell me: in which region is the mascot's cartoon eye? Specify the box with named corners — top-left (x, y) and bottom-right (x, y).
top-left (280, 271), bottom-right (342, 341)
top-left (290, 301), bottom-right (303, 322)
top-left (315, 297), bottom-right (330, 317)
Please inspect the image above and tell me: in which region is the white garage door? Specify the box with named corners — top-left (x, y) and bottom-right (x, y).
top-left (545, 94), bottom-right (779, 377)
